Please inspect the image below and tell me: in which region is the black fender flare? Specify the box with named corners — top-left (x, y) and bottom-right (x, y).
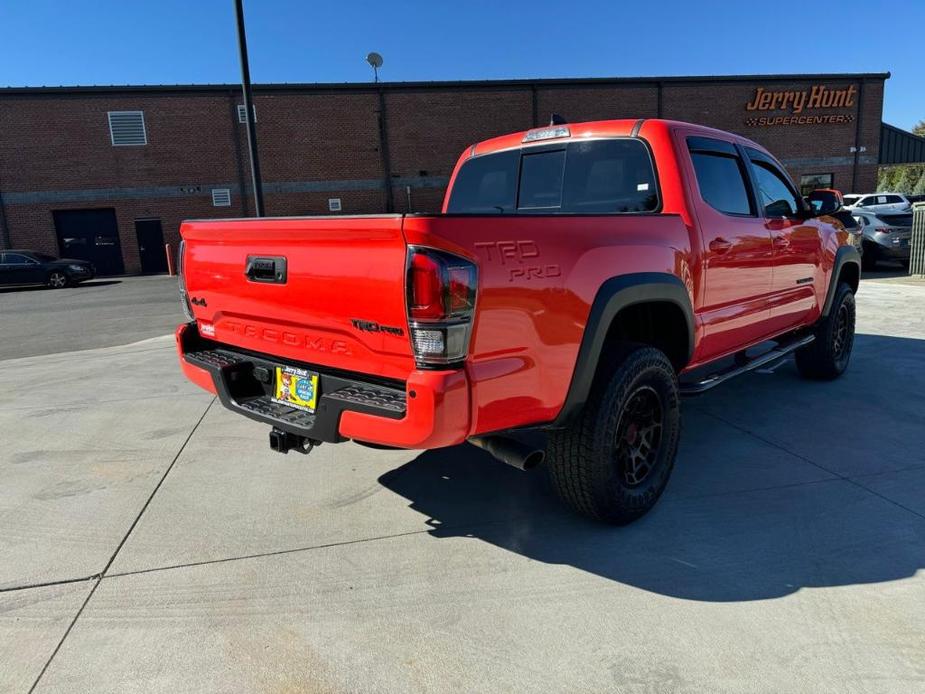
top-left (822, 245), bottom-right (861, 317)
top-left (552, 273), bottom-right (695, 427)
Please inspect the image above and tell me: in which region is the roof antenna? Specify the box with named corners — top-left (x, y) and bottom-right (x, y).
top-left (549, 113), bottom-right (567, 125)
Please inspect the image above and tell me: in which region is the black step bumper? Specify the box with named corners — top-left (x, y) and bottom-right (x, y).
top-left (178, 324), bottom-right (406, 444)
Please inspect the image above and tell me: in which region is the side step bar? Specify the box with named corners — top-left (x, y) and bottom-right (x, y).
top-left (680, 334), bottom-right (815, 396)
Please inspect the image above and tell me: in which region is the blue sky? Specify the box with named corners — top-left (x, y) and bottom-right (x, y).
top-left (1, 0), bottom-right (922, 130)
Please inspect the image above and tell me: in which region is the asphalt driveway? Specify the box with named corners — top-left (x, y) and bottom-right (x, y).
top-left (0, 275), bottom-right (182, 361)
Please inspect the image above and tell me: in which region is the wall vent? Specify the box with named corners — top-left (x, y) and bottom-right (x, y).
top-left (237, 104), bottom-right (257, 123)
top-left (108, 111), bottom-right (147, 146)
top-left (211, 188), bottom-right (232, 207)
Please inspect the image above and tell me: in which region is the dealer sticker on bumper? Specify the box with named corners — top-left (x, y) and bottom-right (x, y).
top-left (272, 366), bottom-right (319, 412)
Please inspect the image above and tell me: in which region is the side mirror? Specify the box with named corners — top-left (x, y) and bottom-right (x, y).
top-left (806, 190), bottom-right (842, 216)
top-left (766, 199), bottom-right (795, 218)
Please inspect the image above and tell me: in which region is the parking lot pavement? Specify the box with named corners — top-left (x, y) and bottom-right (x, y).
top-left (0, 337), bottom-right (214, 589)
top-left (0, 275), bottom-right (183, 361)
top-left (1, 279), bottom-right (924, 692)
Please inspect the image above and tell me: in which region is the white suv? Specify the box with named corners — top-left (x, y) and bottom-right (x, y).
top-left (842, 192), bottom-right (912, 214)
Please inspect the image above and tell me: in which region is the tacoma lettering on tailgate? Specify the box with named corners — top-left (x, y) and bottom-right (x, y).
top-left (223, 320), bottom-right (352, 355)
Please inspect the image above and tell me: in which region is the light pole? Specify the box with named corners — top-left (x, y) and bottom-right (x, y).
top-left (234, 0), bottom-right (264, 217)
top-left (366, 52), bottom-right (383, 83)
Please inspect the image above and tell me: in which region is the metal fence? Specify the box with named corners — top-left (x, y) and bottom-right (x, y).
top-left (912, 202), bottom-right (925, 277)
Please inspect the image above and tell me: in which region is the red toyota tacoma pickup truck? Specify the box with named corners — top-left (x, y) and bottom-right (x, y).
top-left (176, 118), bottom-right (859, 524)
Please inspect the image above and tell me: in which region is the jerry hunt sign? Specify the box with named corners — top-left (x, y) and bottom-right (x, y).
top-left (744, 84), bottom-right (857, 127)
top-left (747, 85), bottom-right (857, 113)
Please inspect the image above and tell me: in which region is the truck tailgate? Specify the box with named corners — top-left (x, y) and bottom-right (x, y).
top-left (181, 216), bottom-right (415, 381)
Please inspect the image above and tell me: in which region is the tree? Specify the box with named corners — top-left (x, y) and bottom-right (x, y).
top-left (878, 167), bottom-right (899, 192)
top-left (914, 120), bottom-right (925, 138)
top-left (894, 166), bottom-right (918, 195)
top-left (913, 168), bottom-right (925, 196)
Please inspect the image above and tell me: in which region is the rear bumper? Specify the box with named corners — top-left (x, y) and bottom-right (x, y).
top-left (877, 243), bottom-right (911, 260)
top-left (67, 266), bottom-right (95, 282)
top-left (175, 322), bottom-right (469, 449)
top-left (870, 235), bottom-right (911, 259)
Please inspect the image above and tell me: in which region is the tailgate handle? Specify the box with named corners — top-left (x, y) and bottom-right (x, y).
top-left (245, 256), bottom-right (287, 283)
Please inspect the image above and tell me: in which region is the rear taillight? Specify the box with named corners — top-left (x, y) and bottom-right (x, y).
top-left (177, 240), bottom-right (194, 321)
top-left (406, 247), bottom-right (477, 366)
top-left (874, 227), bottom-right (891, 234)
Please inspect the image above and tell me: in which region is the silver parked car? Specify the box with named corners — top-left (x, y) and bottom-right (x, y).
top-left (852, 210), bottom-right (913, 270)
top-left (843, 192), bottom-right (912, 215)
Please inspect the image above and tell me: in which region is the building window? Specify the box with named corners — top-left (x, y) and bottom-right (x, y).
top-left (108, 111), bottom-right (147, 146)
top-left (211, 188), bottom-right (232, 207)
top-left (237, 104), bottom-right (257, 123)
top-left (328, 198), bottom-right (342, 212)
top-left (799, 173), bottom-right (834, 196)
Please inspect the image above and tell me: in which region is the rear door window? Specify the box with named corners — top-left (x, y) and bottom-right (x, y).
top-left (687, 137), bottom-right (754, 216)
top-left (446, 138), bottom-right (658, 214)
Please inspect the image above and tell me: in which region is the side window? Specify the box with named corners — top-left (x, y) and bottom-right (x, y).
top-left (4, 253), bottom-right (34, 265)
top-left (885, 195), bottom-right (904, 204)
top-left (747, 154), bottom-right (800, 218)
top-left (518, 150), bottom-right (566, 210)
top-left (687, 138), bottom-right (754, 216)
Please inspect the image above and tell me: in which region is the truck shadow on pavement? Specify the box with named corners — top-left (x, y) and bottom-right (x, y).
top-left (378, 333), bottom-right (925, 602)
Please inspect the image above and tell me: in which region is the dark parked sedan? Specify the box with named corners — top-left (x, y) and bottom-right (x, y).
top-left (0, 250), bottom-right (95, 288)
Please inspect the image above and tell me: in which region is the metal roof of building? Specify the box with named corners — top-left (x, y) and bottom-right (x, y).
top-left (0, 72), bottom-right (892, 96)
top-left (880, 123), bottom-right (925, 165)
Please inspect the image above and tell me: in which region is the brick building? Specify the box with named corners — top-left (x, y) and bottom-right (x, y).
top-left (0, 72), bottom-right (892, 274)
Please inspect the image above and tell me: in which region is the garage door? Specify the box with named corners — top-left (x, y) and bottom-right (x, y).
top-left (53, 209), bottom-right (125, 276)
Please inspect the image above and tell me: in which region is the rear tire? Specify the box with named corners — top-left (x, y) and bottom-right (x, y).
top-left (546, 347), bottom-right (681, 524)
top-left (795, 282), bottom-right (855, 380)
top-left (46, 271), bottom-right (69, 289)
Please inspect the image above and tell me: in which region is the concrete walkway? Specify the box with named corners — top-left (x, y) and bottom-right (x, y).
top-left (1, 281), bottom-right (923, 693)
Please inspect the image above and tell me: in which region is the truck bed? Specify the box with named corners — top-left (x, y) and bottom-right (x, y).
top-left (179, 211), bottom-right (692, 438)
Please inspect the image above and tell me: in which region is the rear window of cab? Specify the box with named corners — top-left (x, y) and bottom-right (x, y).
top-left (446, 138), bottom-right (659, 214)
